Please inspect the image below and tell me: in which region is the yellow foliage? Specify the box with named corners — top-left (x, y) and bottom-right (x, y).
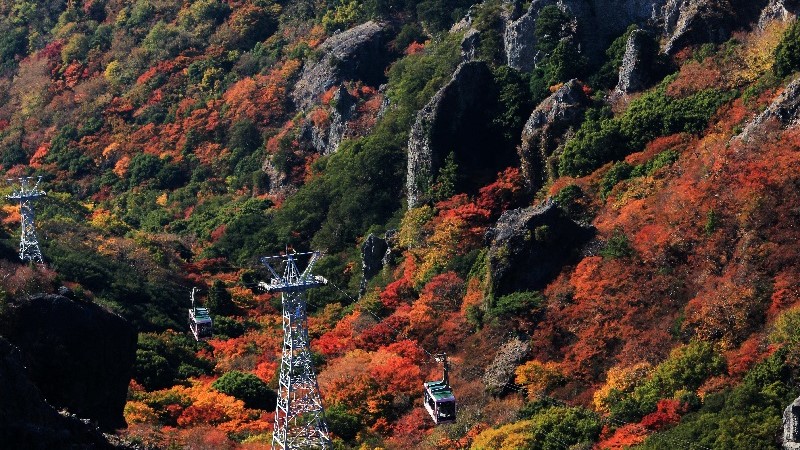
top-left (592, 362), bottom-right (652, 414)
top-left (515, 360), bottom-right (564, 400)
top-left (726, 21), bottom-right (789, 86)
top-left (156, 193), bottom-right (168, 207)
top-left (414, 216), bottom-right (465, 284)
top-left (470, 420), bottom-right (536, 450)
top-left (124, 401), bottom-right (158, 424)
top-left (398, 205), bottom-right (434, 249)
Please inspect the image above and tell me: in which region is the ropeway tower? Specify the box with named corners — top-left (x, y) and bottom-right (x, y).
top-left (7, 176), bottom-right (46, 263)
top-left (259, 250), bottom-right (331, 450)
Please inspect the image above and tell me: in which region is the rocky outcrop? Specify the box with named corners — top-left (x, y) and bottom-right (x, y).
top-left (759, 0), bottom-right (800, 28)
top-left (785, 395), bottom-right (800, 449)
top-left (614, 29), bottom-right (658, 96)
top-left (292, 21), bottom-right (393, 112)
top-left (302, 85), bottom-right (357, 154)
top-left (663, 0), bottom-right (768, 54)
top-left (407, 61), bottom-right (506, 207)
top-left (738, 77), bottom-right (800, 141)
top-left (486, 201), bottom-right (595, 297)
top-left (518, 79), bottom-right (589, 191)
top-left (0, 337), bottom-right (124, 449)
top-left (0, 294), bottom-right (137, 431)
top-left (407, 61), bottom-right (523, 207)
top-left (483, 337), bottom-right (530, 396)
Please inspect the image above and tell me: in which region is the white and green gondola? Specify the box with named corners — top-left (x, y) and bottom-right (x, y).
top-left (423, 354), bottom-right (456, 424)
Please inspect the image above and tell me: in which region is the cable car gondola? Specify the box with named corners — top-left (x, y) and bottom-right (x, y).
top-left (423, 353), bottom-right (456, 425)
top-left (188, 287), bottom-right (212, 341)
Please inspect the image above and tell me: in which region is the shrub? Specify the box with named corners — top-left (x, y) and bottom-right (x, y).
top-left (559, 78), bottom-right (732, 177)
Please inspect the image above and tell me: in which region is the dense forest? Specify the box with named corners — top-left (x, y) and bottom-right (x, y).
top-left (2, 0), bottom-right (800, 448)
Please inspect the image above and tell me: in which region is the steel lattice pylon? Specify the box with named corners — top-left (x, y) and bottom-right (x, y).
top-left (260, 251), bottom-right (331, 450)
top-left (6, 177), bottom-right (46, 263)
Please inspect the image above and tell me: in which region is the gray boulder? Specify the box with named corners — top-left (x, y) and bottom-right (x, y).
top-left (292, 21), bottom-right (392, 112)
top-left (486, 201), bottom-right (595, 297)
top-left (518, 79), bottom-right (590, 191)
top-left (483, 337), bottom-right (531, 396)
top-left (738, 77), bottom-right (800, 141)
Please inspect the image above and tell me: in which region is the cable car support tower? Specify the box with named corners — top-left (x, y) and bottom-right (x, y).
top-left (260, 251), bottom-right (331, 450)
top-left (7, 176), bottom-right (46, 263)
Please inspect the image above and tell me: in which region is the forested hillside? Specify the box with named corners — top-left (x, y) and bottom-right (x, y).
top-left (2, 0), bottom-right (800, 448)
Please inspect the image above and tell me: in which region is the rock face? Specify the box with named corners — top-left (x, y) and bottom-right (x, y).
top-left (486, 201), bottom-right (595, 297)
top-left (739, 77), bottom-right (800, 140)
top-left (504, 0), bottom-right (670, 71)
top-left (614, 29), bottom-right (658, 96)
top-left (302, 85), bottom-right (357, 154)
top-left (662, 0), bottom-right (768, 54)
top-left (759, 0), bottom-right (800, 28)
top-left (292, 21), bottom-right (392, 112)
top-left (461, 28), bottom-right (481, 62)
top-left (503, 0), bottom-right (778, 68)
top-left (483, 337), bottom-right (531, 396)
top-left (360, 233), bottom-right (389, 295)
top-left (0, 294), bottom-right (137, 431)
top-left (407, 61), bottom-right (516, 207)
top-left (504, 0), bottom-right (556, 72)
top-left (518, 79), bottom-right (590, 191)
top-left (0, 337), bottom-right (122, 449)
top-left (784, 396), bottom-right (800, 449)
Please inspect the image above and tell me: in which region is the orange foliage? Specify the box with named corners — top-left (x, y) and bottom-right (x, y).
top-left (667, 59), bottom-right (722, 97)
top-left (405, 41), bottom-right (425, 55)
top-left (596, 423), bottom-right (649, 449)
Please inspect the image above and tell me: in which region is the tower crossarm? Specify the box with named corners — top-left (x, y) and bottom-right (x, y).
top-left (258, 251), bottom-right (327, 293)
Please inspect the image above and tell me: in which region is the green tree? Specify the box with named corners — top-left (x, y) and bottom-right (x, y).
top-left (207, 280), bottom-right (238, 316)
top-left (775, 20), bottom-right (800, 78)
top-left (212, 370), bottom-right (277, 410)
top-left (535, 5), bottom-right (572, 55)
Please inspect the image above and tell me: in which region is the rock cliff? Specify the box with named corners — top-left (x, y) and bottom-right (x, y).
top-left (0, 293), bottom-right (137, 431)
top-left (301, 85), bottom-right (357, 155)
top-left (360, 233), bottom-right (390, 295)
top-left (759, 0), bottom-right (800, 28)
